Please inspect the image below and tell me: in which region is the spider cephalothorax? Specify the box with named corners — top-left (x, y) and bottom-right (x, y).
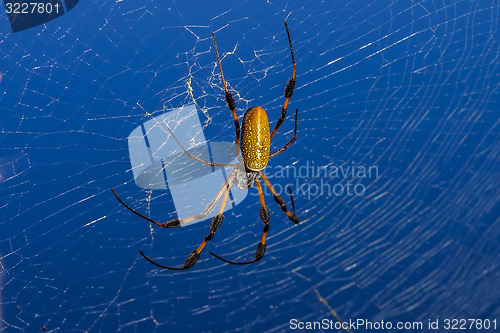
top-left (112, 21), bottom-right (299, 270)
top-left (234, 162), bottom-right (257, 190)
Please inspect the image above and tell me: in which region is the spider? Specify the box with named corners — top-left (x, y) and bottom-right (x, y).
top-left (111, 21), bottom-right (299, 270)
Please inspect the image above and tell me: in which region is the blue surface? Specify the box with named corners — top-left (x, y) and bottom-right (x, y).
top-left (1, 0), bottom-right (499, 332)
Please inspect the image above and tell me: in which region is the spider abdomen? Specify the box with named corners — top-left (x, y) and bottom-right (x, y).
top-left (240, 106), bottom-right (270, 171)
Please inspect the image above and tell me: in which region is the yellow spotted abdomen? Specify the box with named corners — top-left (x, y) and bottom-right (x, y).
top-left (240, 106), bottom-right (270, 171)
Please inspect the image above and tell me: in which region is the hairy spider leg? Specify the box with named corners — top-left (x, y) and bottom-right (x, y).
top-left (210, 177), bottom-right (271, 265)
top-left (270, 108), bottom-right (298, 158)
top-left (259, 172), bottom-right (299, 224)
top-left (141, 176), bottom-right (232, 270)
top-left (213, 33), bottom-right (241, 158)
top-left (270, 20), bottom-right (296, 140)
top-left (111, 169), bottom-right (236, 228)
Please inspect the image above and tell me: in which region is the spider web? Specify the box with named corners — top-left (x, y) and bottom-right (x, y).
top-left (1, 0), bottom-right (499, 332)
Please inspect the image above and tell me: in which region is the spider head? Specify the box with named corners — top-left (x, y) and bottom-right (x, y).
top-left (234, 162), bottom-right (257, 190)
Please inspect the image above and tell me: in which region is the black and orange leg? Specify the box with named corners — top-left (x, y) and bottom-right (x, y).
top-left (259, 172), bottom-right (299, 224)
top-left (111, 170), bottom-right (235, 228)
top-left (210, 177), bottom-right (270, 265)
top-left (270, 21), bottom-right (296, 139)
top-left (140, 179), bottom-right (232, 270)
top-left (270, 108), bottom-right (298, 158)
top-left (212, 33), bottom-right (241, 157)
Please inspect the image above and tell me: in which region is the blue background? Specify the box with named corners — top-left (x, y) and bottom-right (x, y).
top-left (0, 0), bottom-right (499, 332)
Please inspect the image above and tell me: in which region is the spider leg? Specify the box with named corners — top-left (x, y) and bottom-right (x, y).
top-left (111, 169), bottom-right (236, 228)
top-left (210, 177), bottom-right (270, 265)
top-left (270, 21), bottom-right (296, 140)
top-left (165, 124), bottom-right (236, 168)
top-left (270, 108), bottom-right (298, 158)
top-left (141, 177), bottom-right (232, 270)
top-left (259, 171), bottom-right (299, 224)
top-left (288, 186), bottom-right (297, 215)
top-left (212, 32), bottom-right (241, 157)
top-left (112, 188), bottom-right (165, 227)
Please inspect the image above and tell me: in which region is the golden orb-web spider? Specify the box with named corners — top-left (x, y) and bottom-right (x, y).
top-left (112, 21), bottom-right (299, 270)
